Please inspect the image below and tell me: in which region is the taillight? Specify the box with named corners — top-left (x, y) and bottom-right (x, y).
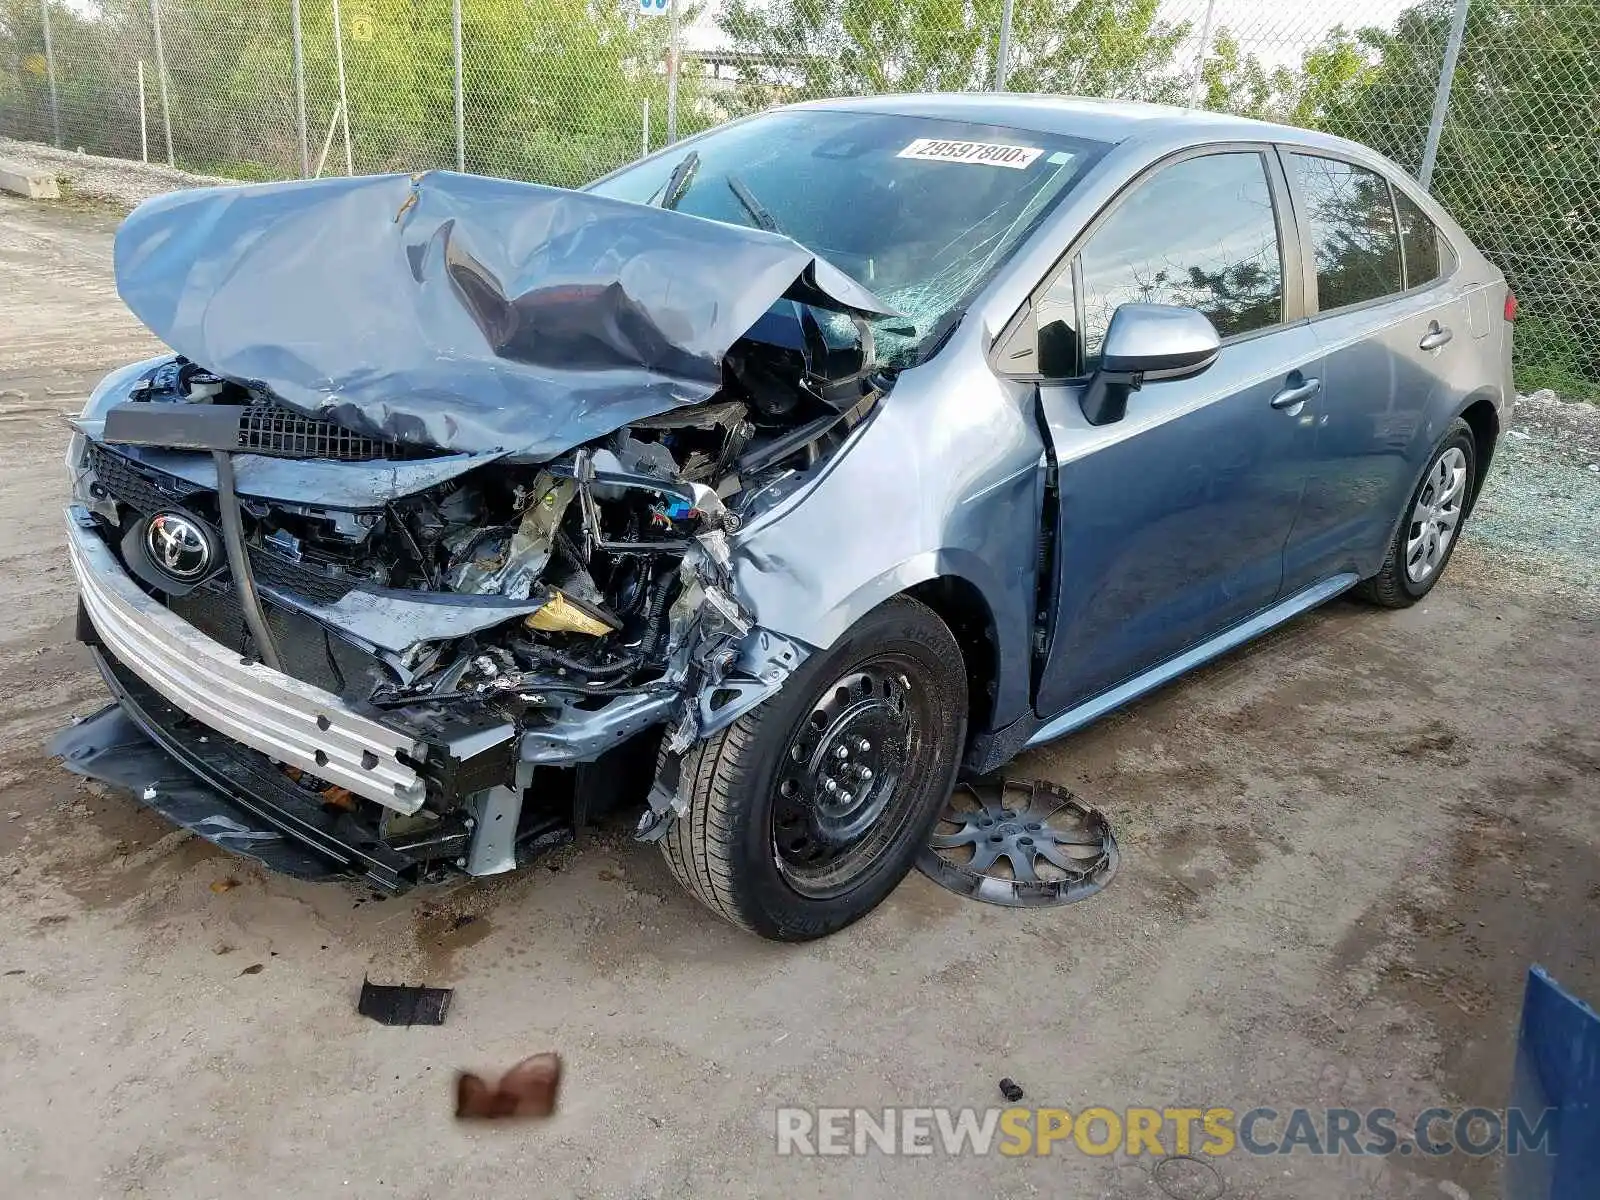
top-left (1504, 290), bottom-right (1519, 322)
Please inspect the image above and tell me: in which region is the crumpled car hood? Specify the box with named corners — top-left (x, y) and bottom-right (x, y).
top-left (113, 170), bottom-right (894, 458)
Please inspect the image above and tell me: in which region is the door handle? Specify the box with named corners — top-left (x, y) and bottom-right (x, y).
top-left (1419, 325), bottom-right (1454, 351)
top-left (1270, 377), bottom-right (1322, 409)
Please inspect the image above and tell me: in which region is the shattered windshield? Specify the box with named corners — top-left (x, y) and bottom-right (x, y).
top-left (587, 109), bottom-right (1107, 368)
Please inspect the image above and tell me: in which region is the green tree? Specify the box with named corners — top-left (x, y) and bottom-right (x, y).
top-left (6, 0), bottom-right (694, 186)
top-left (457, 0), bottom-right (699, 185)
top-left (1281, 26), bottom-right (1375, 131)
top-left (1, 0), bottom-right (151, 157)
top-left (715, 0), bottom-right (1191, 112)
top-left (1196, 27), bottom-right (1298, 120)
top-left (169, 0), bottom-right (693, 184)
top-left (1, 0), bottom-right (60, 146)
top-left (1311, 0), bottom-right (1600, 397)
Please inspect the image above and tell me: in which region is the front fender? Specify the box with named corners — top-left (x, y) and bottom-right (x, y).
top-left (725, 327), bottom-right (1048, 734)
top-left (732, 545), bottom-right (1034, 734)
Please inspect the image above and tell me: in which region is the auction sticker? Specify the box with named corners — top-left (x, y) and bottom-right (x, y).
top-left (897, 138), bottom-right (1043, 169)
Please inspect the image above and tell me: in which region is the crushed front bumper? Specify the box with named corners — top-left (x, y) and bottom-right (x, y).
top-left (53, 652), bottom-right (424, 888)
top-left (65, 507), bottom-right (428, 813)
top-left (55, 502), bottom-right (805, 885)
top-left (57, 506), bottom-right (507, 887)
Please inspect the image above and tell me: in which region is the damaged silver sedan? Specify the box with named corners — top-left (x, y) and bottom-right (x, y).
top-left (55, 95), bottom-right (1512, 939)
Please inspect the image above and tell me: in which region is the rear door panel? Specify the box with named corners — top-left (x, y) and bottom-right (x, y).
top-left (1286, 287), bottom-right (1477, 590)
top-left (1277, 149), bottom-right (1487, 590)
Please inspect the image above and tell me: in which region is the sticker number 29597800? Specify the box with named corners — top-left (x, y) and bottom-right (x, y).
top-left (896, 138), bottom-right (1043, 169)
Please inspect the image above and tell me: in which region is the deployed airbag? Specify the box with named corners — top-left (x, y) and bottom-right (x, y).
top-left (113, 171), bottom-right (893, 457)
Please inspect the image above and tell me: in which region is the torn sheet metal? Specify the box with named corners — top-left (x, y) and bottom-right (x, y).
top-left (694, 629), bottom-right (810, 736)
top-left (79, 440), bottom-right (507, 509)
top-left (271, 586), bottom-right (551, 656)
top-left (452, 473), bottom-right (575, 598)
top-left (636, 528), bottom-right (795, 842)
top-left (114, 171), bottom-right (895, 458)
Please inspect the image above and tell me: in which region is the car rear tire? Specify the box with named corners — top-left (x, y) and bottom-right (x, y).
top-left (1356, 417), bottom-right (1477, 608)
top-left (659, 596), bottom-right (967, 941)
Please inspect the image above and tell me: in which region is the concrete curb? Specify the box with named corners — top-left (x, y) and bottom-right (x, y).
top-left (0, 161), bottom-right (61, 200)
top-left (0, 138), bottom-right (237, 211)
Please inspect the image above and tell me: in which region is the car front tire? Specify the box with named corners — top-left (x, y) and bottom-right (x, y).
top-left (660, 596), bottom-right (967, 941)
top-left (1357, 417), bottom-right (1478, 608)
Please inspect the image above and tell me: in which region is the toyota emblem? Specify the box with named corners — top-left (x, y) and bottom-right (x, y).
top-left (144, 511), bottom-right (215, 582)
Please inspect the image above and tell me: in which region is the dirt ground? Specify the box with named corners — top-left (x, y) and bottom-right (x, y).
top-left (1, 192), bottom-right (1596, 1200)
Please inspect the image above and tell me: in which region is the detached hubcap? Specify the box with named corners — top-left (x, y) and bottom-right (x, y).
top-left (1406, 447), bottom-right (1467, 584)
top-left (772, 661), bottom-right (922, 897)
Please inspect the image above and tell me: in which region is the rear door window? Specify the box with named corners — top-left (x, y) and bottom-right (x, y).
top-left (1076, 151), bottom-right (1285, 368)
top-left (1290, 153), bottom-right (1404, 311)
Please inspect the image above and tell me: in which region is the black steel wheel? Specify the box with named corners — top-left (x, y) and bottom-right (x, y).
top-left (771, 658), bottom-right (927, 898)
top-left (660, 596), bottom-right (967, 940)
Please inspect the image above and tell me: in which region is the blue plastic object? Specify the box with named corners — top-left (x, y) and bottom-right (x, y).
top-left (1504, 965), bottom-right (1600, 1199)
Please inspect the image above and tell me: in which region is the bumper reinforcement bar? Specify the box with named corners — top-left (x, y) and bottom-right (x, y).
top-left (59, 646), bottom-right (426, 891)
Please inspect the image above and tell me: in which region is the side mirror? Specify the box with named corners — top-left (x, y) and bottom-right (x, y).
top-left (1081, 303), bottom-right (1221, 426)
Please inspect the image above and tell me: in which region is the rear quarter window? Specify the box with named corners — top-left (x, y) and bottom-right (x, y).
top-left (1395, 188), bottom-right (1455, 288)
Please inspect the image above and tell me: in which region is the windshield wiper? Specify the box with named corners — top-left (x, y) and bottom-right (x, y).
top-left (727, 174), bottom-right (783, 235)
top-left (656, 150), bottom-right (700, 211)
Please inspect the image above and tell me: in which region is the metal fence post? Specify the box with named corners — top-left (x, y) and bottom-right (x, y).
top-left (330, 0), bottom-right (354, 175)
top-left (993, 0), bottom-right (1014, 91)
top-left (1419, 0), bottom-right (1470, 191)
top-left (1189, 0), bottom-right (1218, 108)
top-left (291, 0), bottom-right (309, 177)
top-left (149, 0), bottom-right (174, 165)
top-left (642, 97), bottom-right (650, 156)
top-left (665, 0), bottom-right (679, 144)
top-left (452, 0), bottom-right (465, 172)
top-left (137, 60), bottom-right (149, 162)
top-left (38, 0), bottom-right (62, 148)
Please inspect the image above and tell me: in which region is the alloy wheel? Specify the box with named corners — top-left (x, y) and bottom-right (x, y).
top-left (1405, 446), bottom-right (1468, 584)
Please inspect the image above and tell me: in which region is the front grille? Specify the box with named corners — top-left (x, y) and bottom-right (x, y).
top-left (90, 442), bottom-right (360, 606)
top-left (238, 402), bottom-right (438, 461)
top-left (247, 544), bottom-right (358, 605)
top-left (167, 582), bottom-right (379, 696)
top-left (87, 443), bottom-right (200, 515)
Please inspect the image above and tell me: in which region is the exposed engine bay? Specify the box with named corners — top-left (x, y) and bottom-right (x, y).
top-left (65, 299), bottom-right (881, 887)
top-left (103, 298), bottom-right (872, 696)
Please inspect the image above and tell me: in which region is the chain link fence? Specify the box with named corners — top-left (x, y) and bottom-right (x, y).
top-left (2, 0), bottom-right (1598, 396)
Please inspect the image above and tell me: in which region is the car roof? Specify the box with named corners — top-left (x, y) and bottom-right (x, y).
top-left (786, 92), bottom-right (1358, 155)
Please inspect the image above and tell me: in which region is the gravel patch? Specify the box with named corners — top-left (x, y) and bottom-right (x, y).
top-left (1511, 386), bottom-right (1600, 462)
top-left (1455, 388), bottom-right (1600, 615)
top-left (0, 138), bottom-right (234, 210)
